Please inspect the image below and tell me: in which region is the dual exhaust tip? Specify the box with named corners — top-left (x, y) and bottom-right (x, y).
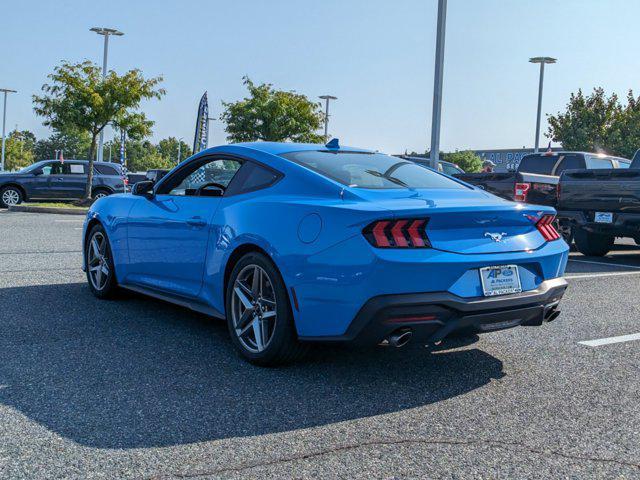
top-left (385, 328), bottom-right (413, 348)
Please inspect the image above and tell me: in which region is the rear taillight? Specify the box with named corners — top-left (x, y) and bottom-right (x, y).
top-left (514, 182), bottom-right (530, 202)
top-left (536, 214), bottom-right (560, 241)
top-left (363, 219), bottom-right (431, 248)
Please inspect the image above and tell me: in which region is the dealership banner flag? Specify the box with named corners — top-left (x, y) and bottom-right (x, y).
top-left (193, 92), bottom-right (209, 155)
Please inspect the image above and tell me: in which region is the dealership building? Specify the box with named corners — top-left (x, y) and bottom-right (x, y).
top-left (473, 147), bottom-right (562, 171)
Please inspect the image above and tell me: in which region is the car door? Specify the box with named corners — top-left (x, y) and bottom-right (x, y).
top-left (49, 162), bottom-right (88, 199)
top-left (20, 161), bottom-right (56, 198)
top-left (125, 156), bottom-right (243, 298)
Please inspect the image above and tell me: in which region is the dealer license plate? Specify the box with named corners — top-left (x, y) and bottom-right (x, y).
top-left (479, 265), bottom-right (522, 297)
top-left (594, 212), bottom-right (613, 223)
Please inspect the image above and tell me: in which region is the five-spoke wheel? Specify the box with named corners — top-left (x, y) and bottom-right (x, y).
top-left (85, 224), bottom-right (117, 298)
top-left (226, 252), bottom-right (307, 365)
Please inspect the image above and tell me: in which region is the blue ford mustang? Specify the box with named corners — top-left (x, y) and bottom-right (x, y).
top-left (82, 141), bottom-right (569, 365)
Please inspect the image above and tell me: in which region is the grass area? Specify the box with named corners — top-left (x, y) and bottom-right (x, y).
top-left (24, 202), bottom-right (87, 209)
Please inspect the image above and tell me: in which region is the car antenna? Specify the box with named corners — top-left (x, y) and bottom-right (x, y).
top-left (325, 138), bottom-right (339, 149)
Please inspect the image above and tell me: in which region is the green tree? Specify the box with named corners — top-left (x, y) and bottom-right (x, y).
top-left (221, 76), bottom-right (324, 143)
top-left (607, 91), bottom-right (640, 158)
top-left (547, 88), bottom-right (620, 153)
top-left (33, 129), bottom-right (92, 160)
top-left (443, 150), bottom-right (483, 173)
top-left (120, 140), bottom-right (176, 172)
top-left (3, 130), bottom-right (36, 171)
top-left (158, 137), bottom-right (192, 163)
top-left (33, 60), bottom-right (165, 199)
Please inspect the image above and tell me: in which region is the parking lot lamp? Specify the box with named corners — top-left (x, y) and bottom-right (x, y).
top-left (429, 0), bottom-right (447, 169)
top-left (529, 56), bottom-right (557, 153)
top-left (90, 27), bottom-right (124, 163)
top-left (319, 95), bottom-right (337, 142)
top-left (0, 88), bottom-right (17, 172)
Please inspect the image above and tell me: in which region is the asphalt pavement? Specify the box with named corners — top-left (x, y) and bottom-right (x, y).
top-left (0, 211), bottom-right (639, 479)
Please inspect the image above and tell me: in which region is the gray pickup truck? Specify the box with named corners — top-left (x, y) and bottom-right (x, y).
top-left (0, 159), bottom-right (127, 208)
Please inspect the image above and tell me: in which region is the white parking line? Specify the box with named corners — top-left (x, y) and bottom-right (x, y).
top-left (565, 271), bottom-right (640, 280)
top-left (568, 258), bottom-right (640, 270)
top-left (579, 333), bottom-right (640, 347)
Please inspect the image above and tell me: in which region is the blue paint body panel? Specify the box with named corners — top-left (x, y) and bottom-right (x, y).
top-left (83, 142), bottom-right (569, 337)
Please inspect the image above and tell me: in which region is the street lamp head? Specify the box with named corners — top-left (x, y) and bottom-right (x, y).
top-left (90, 27), bottom-right (124, 36)
top-left (0, 89), bottom-right (17, 94)
top-left (319, 95), bottom-right (337, 100)
top-left (529, 56), bottom-right (557, 64)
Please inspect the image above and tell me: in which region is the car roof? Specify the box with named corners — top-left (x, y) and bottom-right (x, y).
top-left (38, 159), bottom-right (120, 166)
top-left (216, 141), bottom-right (373, 156)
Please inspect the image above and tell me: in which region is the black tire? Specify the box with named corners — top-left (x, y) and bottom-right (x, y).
top-left (225, 252), bottom-right (308, 366)
top-left (0, 185), bottom-right (23, 208)
top-left (574, 228), bottom-right (614, 257)
top-left (92, 188), bottom-right (112, 200)
top-left (85, 224), bottom-right (119, 299)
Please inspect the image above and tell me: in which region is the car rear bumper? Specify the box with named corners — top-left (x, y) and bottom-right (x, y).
top-left (558, 210), bottom-right (640, 236)
top-left (299, 277), bottom-right (568, 345)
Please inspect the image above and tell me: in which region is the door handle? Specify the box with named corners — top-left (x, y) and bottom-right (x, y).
top-left (186, 216), bottom-right (207, 228)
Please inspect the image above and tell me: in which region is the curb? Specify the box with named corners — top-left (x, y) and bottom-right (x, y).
top-left (8, 205), bottom-right (88, 215)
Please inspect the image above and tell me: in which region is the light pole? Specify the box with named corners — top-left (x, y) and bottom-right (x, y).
top-left (90, 27), bottom-right (124, 162)
top-left (177, 138), bottom-right (183, 163)
top-left (429, 0), bottom-right (447, 169)
top-left (529, 56), bottom-right (556, 152)
top-left (319, 95), bottom-right (337, 142)
top-left (0, 88), bottom-right (17, 172)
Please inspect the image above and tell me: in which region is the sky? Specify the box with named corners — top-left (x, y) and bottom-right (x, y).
top-left (2, 0), bottom-right (640, 154)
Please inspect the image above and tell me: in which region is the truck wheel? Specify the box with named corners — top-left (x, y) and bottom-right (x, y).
top-left (574, 228), bottom-right (614, 257)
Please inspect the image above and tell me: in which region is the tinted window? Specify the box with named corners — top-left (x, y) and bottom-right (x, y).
top-left (162, 158), bottom-right (242, 196)
top-left (555, 155), bottom-right (583, 173)
top-left (95, 164), bottom-right (120, 175)
top-left (441, 163), bottom-right (463, 175)
top-left (618, 159), bottom-right (631, 169)
top-left (226, 162), bottom-right (279, 195)
top-left (281, 151), bottom-right (467, 190)
top-left (518, 154), bottom-right (585, 175)
top-left (585, 155), bottom-right (614, 169)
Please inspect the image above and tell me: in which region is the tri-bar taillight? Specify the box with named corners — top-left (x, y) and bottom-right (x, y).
top-left (363, 219), bottom-right (431, 248)
top-left (536, 214), bottom-right (561, 241)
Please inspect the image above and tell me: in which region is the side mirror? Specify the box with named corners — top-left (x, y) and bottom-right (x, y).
top-left (132, 180), bottom-right (155, 197)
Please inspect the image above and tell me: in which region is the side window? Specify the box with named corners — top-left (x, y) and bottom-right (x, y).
top-left (585, 155), bottom-right (614, 169)
top-left (554, 155), bottom-right (583, 174)
top-left (40, 163), bottom-right (55, 175)
top-left (442, 163), bottom-right (461, 175)
top-left (95, 164), bottom-right (119, 175)
top-left (226, 162), bottom-right (280, 196)
top-left (165, 158), bottom-right (242, 196)
top-left (68, 163), bottom-right (87, 175)
top-left (47, 162), bottom-right (64, 175)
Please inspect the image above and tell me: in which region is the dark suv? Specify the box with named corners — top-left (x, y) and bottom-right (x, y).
top-left (0, 159), bottom-right (126, 208)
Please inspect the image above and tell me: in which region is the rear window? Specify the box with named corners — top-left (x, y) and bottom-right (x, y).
top-left (281, 151), bottom-right (468, 190)
top-left (518, 154), bottom-right (583, 175)
top-left (95, 164), bottom-right (120, 175)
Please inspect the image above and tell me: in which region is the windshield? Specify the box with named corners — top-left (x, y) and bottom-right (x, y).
top-left (281, 151), bottom-right (468, 190)
top-left (18, 161), bottom-right (46, 173)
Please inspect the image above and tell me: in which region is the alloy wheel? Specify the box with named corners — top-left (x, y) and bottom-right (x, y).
top-left (2, 189), bottom-right (20, 206)
top-left (94, 192), bottom-right (108, 200)
top-left (87, 231), bottom-right (110, 291)
top-left (231, 264), bottom-right (278, 353)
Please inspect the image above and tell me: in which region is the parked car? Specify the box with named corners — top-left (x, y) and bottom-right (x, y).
top-left (83, 141), bottom-right (568, 366)
top-left (454, 152), bottom-right (631, 205)
top-left (0, 159), bottom-right (127, 208)
top-left (126, 169), bottom-right (169, 187)
top-left (558, 157), bottom-right (640, 256)
top-left (398, 156), bottom-right (465, 176)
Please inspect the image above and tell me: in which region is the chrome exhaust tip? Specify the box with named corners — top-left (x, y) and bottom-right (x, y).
top-left (388, 329), bottom-right (413, 348)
